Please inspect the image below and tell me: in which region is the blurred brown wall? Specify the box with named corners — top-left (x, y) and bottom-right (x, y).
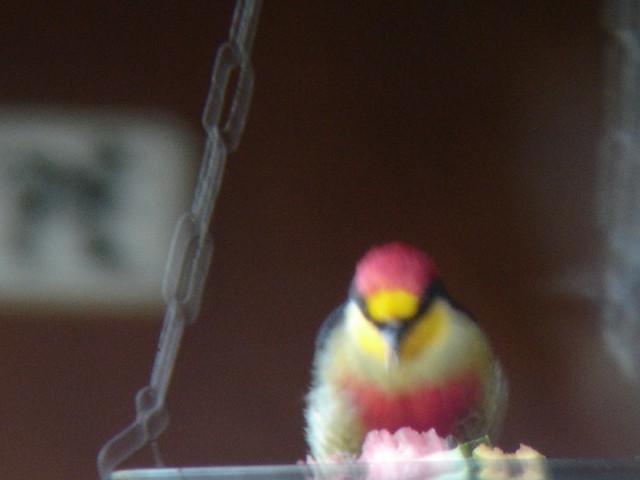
top-left (2, 2), bottom-right (640, 479)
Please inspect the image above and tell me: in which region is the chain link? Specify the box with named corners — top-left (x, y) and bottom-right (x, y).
top-left (97, 1), bottom-right (262, 477)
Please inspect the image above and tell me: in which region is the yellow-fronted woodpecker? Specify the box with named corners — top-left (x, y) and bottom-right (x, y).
top-left (305, 242), bottom-right (507, 459)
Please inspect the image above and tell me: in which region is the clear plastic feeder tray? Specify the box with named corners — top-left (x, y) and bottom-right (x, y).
top-left (108, 459), bottom-right (640, 480)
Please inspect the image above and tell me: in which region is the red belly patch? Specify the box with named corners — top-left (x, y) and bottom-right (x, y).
top-left (342, 372), bottom-right (481, 437)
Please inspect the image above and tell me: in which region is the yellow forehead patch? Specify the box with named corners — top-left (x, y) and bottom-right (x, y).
top-left (365, 289), bottom-right (420, 322)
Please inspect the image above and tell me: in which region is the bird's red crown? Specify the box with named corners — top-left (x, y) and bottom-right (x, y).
top-left (353, 242), bottom-right (439, 298)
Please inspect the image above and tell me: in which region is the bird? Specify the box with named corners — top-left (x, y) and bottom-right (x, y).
top-left (304, 242), bottom-right (507, 459)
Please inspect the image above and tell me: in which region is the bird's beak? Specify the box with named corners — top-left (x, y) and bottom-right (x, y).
top-left (378, 321), bottom-right (402, 369)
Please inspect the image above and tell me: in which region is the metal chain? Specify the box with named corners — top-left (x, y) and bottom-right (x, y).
top-left (598, 0), bottom-right (640, 380)
top-left (598, 0), bottom-right (640, 233)
top-left (97, 1), bottom-right (262, 478)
